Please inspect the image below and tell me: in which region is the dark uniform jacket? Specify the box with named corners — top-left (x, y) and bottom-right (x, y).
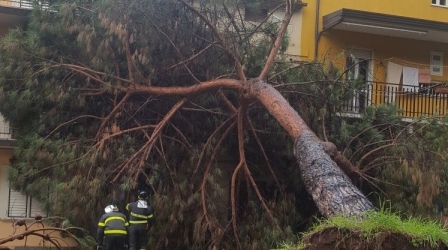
top-left (97, 211), bottom-right (129, 240)
top-left (126, 200), bottom-right (153, 226)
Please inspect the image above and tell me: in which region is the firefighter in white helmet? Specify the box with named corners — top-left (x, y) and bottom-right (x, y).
top-left (97, 204), bottom-right (129, 250)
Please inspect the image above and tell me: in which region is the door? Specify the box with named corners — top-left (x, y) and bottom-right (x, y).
top-left (346, 49), bottom-right (373, 113)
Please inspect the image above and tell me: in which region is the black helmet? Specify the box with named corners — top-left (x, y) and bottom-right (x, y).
top-left (138, 191), bottom-right (148, 200)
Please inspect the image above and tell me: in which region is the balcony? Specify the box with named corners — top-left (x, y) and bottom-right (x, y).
top-left (343, 82), bottom-right (448, 119)
top-left (323, 9), bottom-right (448, 44)
top-left (0, 0), bottom-right (37, 9)
top-left (0, 114), bottom-right (12, 140)
top-left (0, 1), bottom-right (33, 28)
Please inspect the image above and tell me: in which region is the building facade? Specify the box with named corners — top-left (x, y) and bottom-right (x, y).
top-left (0, 1), bottom-right (72, 249)
top-left (296, 0), bottom-right (448, 118)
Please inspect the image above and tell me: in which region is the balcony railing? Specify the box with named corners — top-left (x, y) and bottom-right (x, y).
top-left (343, 82), bottom-right (448, 119)
top-left (0, 114), bottom-right (12, 140)
top-left (0, 0), bottom-right (32, 9)
top-left (0, 0), bottom-right (48, 10)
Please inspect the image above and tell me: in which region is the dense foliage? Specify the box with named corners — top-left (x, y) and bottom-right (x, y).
top-left (1, 0), bottom-right (448, 249)
top-left (0, 0), bottom-right (309, 248)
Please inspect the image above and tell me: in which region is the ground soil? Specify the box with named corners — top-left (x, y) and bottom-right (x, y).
top-left (301, 227), bottom-right (448, 250)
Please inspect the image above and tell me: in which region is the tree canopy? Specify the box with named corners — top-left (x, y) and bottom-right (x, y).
top-left (5, 0), bottom-right (448, 249)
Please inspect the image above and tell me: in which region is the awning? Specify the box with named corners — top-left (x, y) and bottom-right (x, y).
top-left (323, 9), bottom-right (448, 43)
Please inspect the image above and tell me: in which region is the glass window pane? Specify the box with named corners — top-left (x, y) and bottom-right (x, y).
top-left (30, 197), bottom-right (48, 218)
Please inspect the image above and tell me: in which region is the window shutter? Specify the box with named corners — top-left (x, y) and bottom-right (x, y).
top-left (30, 197), bottom-right (47, 218)
top-left (8, 189), bottom-right (28, 217)
top-left (430, 51), bottom-right (443, 76)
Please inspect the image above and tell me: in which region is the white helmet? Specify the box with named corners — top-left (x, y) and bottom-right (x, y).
top-left (104, 205), bottom-right (118, 213)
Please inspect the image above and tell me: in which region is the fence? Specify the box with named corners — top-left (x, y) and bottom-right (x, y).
top-left (343, 82), bottom-right (448, 118)
top-left (0, 0), bottom-right (48, 10)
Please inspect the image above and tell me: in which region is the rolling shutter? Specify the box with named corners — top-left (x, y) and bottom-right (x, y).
top-left (8, 189), bottom-right (28, 217)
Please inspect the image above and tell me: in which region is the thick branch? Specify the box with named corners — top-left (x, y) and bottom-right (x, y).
top-left (96, 92), bottom-right (131, 140)
top-left (56, 63), bottom-right (243, 96)
top-left (247, 78), bottom-right (306, 138)
top-left (248, 78), bottom-right (373, 217)
top-left (259, 0), bottom-right (291, 80)
top-left (321, 141), bottom-right (360, 182)
top-left (131, 79), bottom-right (242, 96)
top-left (231, 106), bottom-right (247, 250)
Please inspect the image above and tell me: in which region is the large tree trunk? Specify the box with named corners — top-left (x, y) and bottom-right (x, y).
top-left (294, 130), bottom-right (373, 217)
top-left (178, 0), bottom-right (372, 217)
top-left (248, 78), bottom-right (374, 217)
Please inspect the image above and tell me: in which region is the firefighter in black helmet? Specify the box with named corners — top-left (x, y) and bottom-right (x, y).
top-left (97, 205), bottom-right (129, 250)
top-left (126, 191), bottom-right (153, 250)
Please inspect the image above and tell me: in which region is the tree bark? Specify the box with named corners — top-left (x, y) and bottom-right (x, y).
top-left (294, 130), bottom-right (373, 217)
top-left (248, 78), bottom-right (373, 217)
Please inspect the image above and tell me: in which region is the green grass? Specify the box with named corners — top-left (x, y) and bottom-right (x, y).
top-left (275, 208), bottom-right (448, 250)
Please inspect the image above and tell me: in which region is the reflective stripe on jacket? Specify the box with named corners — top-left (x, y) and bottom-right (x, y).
top-left (126, 200), bottom-right (153, 225)
top-left (97, 211), bottom-right (129, 235)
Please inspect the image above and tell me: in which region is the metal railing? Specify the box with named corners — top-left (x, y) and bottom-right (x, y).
top-left (0, 0), bottom-right (49, 10)
top-left (0, 0), bottom-right (32, 9)
top-left (0, 114), bottom-right (12, 140)
top-left (343, 82), bottom-right (448, 118)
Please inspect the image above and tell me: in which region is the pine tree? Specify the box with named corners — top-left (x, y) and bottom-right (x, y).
top-left (0, 0), bottom-right (375, 248)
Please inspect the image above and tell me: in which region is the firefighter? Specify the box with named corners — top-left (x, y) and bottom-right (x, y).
top-left (97, 205), bottom-right (129, 250)
top-left (126, 191), bottom-right (153, 250)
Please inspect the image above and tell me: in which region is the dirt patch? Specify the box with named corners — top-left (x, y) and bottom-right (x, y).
top-left (301, 227), bottom-right (448, 250)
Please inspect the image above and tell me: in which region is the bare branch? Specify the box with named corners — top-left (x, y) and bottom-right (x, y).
top-left (131, 78), bottom-right (242, 96)
top-left (200, 120), bottom-right (237, 247)
top-left (45, 115), bottom-right (104, 140)
top-left (246, 118), bottom-right (282, 194)
top-left (149, 18), bottom-right (201, 83)
top-left (0, 219), bottom-right (87, 249)
top-left (165, 43), bottom-right (216, 71)
top-left (230, 105), bottom-right (248, 250)
top-left (218, 90), bottom-right (238, 114)
top-left (178, 0), bottom-right (246, 81)
top-left (259, 1), bottom-right (291, 80)
top-left (193, 114), bottom-right (237, 176)
top-left (111, 98), bottom-right (188, 183)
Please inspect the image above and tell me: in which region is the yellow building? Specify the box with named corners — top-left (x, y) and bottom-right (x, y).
top-left (295, 0), bottom-right (448, 118)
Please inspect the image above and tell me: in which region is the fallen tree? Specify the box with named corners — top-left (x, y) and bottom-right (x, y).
top-left (0, 0), bottom-right (373, 248)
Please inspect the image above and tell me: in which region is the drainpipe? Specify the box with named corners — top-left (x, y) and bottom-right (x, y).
top-left (314, 0), bottom-right (321, 60)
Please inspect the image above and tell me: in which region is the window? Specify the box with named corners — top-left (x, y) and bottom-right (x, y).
top-left (0, 114), bottom-right (12, 139)
top-left (8, 186), bottom-right (47, 218)
top-left (432, 0), bottom-right (447, 6)
top-left (345, 49), bottom-right (373, 112)
top-left (244, 6), bottom-right (268, 22)
top-left (430, 51), bottom-right (443, 76)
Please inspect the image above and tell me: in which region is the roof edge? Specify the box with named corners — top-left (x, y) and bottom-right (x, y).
top-left (323, 8), bottom-right (448, 33)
